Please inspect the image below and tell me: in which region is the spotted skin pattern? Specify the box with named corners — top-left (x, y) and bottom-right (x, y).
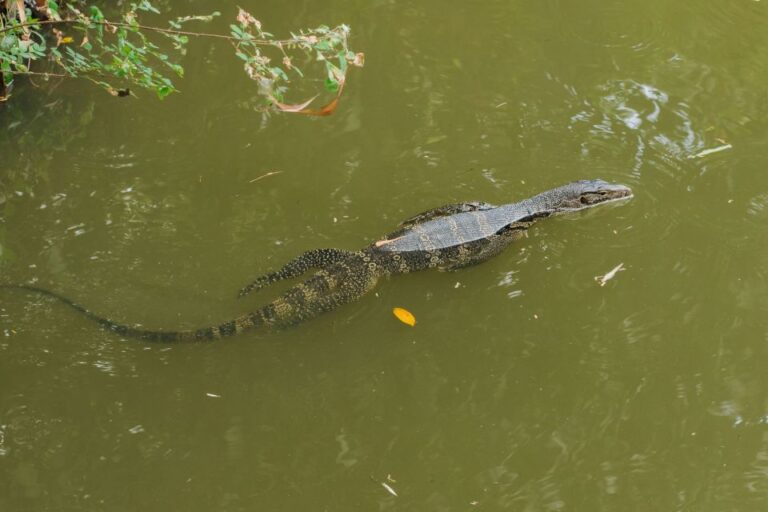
top-left (4, 180), bottom-right (631, 342)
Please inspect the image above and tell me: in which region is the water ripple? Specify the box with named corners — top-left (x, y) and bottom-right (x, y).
top-left (550, 0), bottom-right (669, 57)
top-left (679, 0), bottom-right (768, 43)
top-left (570, 78), bottom-right (706, 203)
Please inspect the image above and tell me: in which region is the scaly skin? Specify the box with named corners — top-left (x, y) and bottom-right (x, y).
top-left (2, 180), bottom-right (632, 342)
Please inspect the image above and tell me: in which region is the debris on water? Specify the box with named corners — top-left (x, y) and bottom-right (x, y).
top-left (65, 222), bottom-right (85, 232)
top-left (269, 94), bottom-right (317, 113)
top-left (425, 134), bottom-right (448, 145)
top-left (249, 170), bottom-right (282, 183)
top-left (128, 425), bottom-right (145, 434)
top-left (393, 307), bottom-right (416, 327)
top-left (370, 475), bottom-right (398, 497)
top-left (381, 482), bottom-right (398, 497)
top-left (205, 393), bottom-right (221, 398)
top-left (687, 144), bottom-right (732, 159)
top-left (454, 282), bottom-right (461, 289)
top-left (595, 263), bottom-right (625, 286)
top-left (269, 76), bottom-right (347, 116)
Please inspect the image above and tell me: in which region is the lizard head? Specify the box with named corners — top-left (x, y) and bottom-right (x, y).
top-left (555, 179), bottom-right (633, 210)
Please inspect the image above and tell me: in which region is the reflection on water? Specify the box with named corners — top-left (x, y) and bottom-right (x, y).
top-left (572, 79), bottom-right (704, 178)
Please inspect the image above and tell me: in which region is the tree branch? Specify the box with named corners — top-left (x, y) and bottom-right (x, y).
top-left (0, 18), bottom-right (295, 45)
top-left (10, 70), bottom-right (68, 77)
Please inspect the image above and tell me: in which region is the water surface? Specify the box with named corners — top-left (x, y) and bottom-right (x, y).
top-left (2, 0), bottom-right (768, 510)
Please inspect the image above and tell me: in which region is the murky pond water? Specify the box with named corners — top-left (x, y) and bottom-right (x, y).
top-left (3, 0), bottom-right (768, 510)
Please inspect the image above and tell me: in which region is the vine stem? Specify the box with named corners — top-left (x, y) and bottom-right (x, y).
top-left (10, 70), bottom-right (68, 77)
top-left (0, 18), bottom-right (298, 46)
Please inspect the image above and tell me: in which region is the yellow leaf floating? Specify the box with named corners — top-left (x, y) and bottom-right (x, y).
top-left (392, 307), bottom-right (416, 327)
top-left (60, 36), bottom-right (74, 44)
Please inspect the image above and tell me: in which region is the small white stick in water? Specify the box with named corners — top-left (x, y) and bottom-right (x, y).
top-left (687, 144), bottom-right (732, 159)
top-left (249, 170), bottom-right (283, 183)
top-left (381, 482), bottom-right (398, 497)
top-left (595, 263), bottom-right (625, 287)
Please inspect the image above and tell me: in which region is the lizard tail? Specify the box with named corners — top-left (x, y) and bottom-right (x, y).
top-left (1, 284), bottom-right (250, 342)
top-left (1, 263), bottom-right (380, 342)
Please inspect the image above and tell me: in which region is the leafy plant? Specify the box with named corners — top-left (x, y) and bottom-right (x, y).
top-left (0, 1), bottom-right (363, 112)
top-left (231, 8), bottom-right (363, 114)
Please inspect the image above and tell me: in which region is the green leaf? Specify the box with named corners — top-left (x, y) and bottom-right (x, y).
top-left (270, 66), bottom-right (289, 81)
top-left (137, 1), bottom-right (161, 14)
top-left (156, 84), bottom-right (173, 98)
top-left (89, 6), bottom-right (104, 22)
top-left (230, 24), bottom-right (247, 40)
top-left (324, 77), bottom-right (339, 92)
top-left (325, 61), bottom-right (341, 80)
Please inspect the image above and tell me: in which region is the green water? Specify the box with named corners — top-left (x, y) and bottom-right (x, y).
top-left (3, 0), bottom-right (768, 510)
